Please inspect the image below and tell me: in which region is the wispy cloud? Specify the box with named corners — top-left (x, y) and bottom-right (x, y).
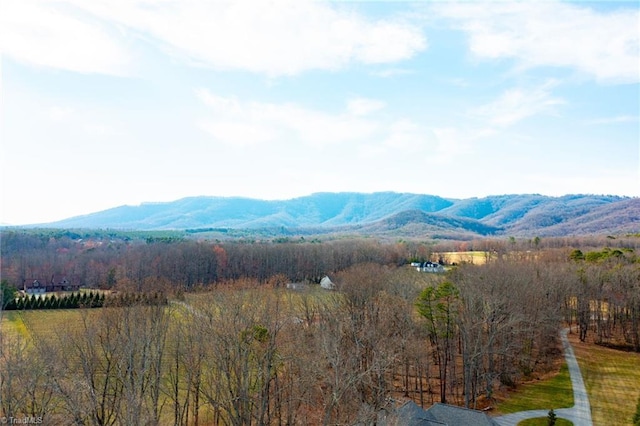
top-left (371, 68), bottom-right (415, 78)
top-left (0, 0), bottom-right (131, 75)
top-left (587, 115), bottom-right (638, 125)
top-left (474, 83), bottom-right (565, 127)
top-left (347, 97), bottom-right (386, 116)
top-left (196, 89), bottom-right (380, 148)
top-left (8, 0), bottom-right (427, 77)
top-left (195, 89), bottom-right (476, 165)
top-left (433, 2), bottom-right (640, 84)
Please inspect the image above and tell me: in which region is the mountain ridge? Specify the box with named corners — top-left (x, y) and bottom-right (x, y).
top-left (28, 192), bottom-right (639, 238)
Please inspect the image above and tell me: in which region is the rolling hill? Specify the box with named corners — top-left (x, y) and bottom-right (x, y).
top-left (34, 192), bottom-right (639, 238)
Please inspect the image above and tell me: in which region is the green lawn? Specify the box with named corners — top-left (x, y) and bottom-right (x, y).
top-left (497, 362), bottom-right (574, 414)
top-left (570, 335), bottom-right (640, 426)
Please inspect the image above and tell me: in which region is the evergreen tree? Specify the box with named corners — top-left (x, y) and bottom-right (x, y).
top-left (27, 295), bottom-right (37, 309)
top-left (1, 279), bottom-right (17, 309)
top-left (547, 409), bottom-right (557, 426)
top-left (59, 294), bottom-right (69, 309)
top-left (4, 297), bottom-right (17, 310)
top-left (86, 292), bottom-right (94, 307)
top-left (35, 296), bottom-right (45, 310)
top-left (69, 293), bottom-right (80, 308)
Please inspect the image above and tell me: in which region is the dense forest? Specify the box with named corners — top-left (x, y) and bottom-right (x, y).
top-left (1, 229), bottom-right (639, 424)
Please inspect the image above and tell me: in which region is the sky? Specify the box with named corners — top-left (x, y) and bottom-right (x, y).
top-left (1, 0), bottom-right (639, 225)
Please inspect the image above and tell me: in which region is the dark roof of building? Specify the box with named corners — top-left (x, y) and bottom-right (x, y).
top-left (379, 401), bottom-right (446, 426)
top-left (426, 403), bottom-right (500, 426)
top-left (380, 401), bottom-right (499, 426)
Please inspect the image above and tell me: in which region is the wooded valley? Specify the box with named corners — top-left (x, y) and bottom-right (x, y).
top-left (1, 230), bottom-right (639, 424)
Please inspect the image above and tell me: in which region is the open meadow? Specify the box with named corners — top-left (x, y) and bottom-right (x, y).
top-left (438, 251), bottom-right (490, 265)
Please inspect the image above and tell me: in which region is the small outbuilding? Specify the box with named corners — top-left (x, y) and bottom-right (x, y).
top-left (320, 276), bottom-right (335, 290)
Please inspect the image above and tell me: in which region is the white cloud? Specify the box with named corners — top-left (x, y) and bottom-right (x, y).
top-left (0, 0), bottom-right (130, 75)
top-left (196, 89), bottom-right (379, 147)
top-left (371, 68), bottom-right (415, 78)
top-left (587, 115), bottom-right (638, 125)
top-left (47, 106), bottom-right (76, 122)
top-left (475, 83), bottom-right (565, 127)
top-left (347, 97), bottom-right (386, 116)
top-left (434, 2), bottom-right (640, 83)
top-left (27, 0), bottom-right (426, 76)
top-left (195, 89), bottom-right (478, 166)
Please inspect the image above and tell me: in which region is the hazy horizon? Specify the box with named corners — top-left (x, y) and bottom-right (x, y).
top-left (2, 1), bottom-right (638, 225)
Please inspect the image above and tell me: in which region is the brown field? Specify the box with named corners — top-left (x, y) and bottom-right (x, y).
top-left (438, 251), bottom-right (489, 265)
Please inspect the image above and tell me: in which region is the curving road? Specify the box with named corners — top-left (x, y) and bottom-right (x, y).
top-left (494, 328), bottom-right (592, 426)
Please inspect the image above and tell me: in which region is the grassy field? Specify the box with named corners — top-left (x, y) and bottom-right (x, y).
top-left (2, 309), bottom-right (96, 340)
top-left (496, 362), bottom-right (574, 414)
top-left (438, 251), bottom-right (489, 265)
top-left (494, 331), bottom-right (640, 425)
top-left (570, 333), bottom-right (640, 426)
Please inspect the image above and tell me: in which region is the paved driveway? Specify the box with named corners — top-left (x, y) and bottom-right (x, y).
top-left (494, 328), bottom-right (593, 426)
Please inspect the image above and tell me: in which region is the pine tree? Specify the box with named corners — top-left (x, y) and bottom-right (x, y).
top-left (34, 296), bottom-right (44, 310)
top-left (27, 295), bottom-right (37, 309)
top-left (548, 409), bottom-right (557, 426)
top-left (70, 293), bottom-right (79, 308)
top-left (60, 294), bottom-right (70, 309)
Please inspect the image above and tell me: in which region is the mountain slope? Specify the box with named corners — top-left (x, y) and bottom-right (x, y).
top-left (40, 192), bottom-right (638, 237)
top-left (47, 193), bottom-right (454, 230)
top-left (357, 210), bottom-right (502, 238)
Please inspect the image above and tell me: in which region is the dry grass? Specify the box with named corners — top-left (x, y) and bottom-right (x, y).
top-left (438, 251), bottom-right (489, 265)
top-left (569, 332), bottom-right (640, 426)
top-left (2, 309), bottom-right (98, 338)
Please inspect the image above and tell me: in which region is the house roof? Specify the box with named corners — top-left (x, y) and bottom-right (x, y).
top-left (392, 401), bottom-right (447, 426)
top-left (380, 401), bottom-right (499, 426)
top-left (425, 403), bottom-right (500, 426)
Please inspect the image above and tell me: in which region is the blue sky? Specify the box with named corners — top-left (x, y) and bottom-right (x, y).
top-left (1, 1), bottom-right (638, 225)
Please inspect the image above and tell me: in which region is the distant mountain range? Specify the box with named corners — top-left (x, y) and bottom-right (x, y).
top-left (38, 193), bottom-right (640, 238)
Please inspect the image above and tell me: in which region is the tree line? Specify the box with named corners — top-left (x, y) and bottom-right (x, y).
top-left (3, 229), bottom-right (638, 293)
top-left (0, 288), bottom-right (167, 311)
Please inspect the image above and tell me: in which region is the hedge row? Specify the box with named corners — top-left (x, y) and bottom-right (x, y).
top-left (4, 291), bottom-right (167, 310)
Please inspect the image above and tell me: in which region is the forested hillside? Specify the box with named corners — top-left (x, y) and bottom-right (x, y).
top-left (33, 192), bottom-right (638, 238)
